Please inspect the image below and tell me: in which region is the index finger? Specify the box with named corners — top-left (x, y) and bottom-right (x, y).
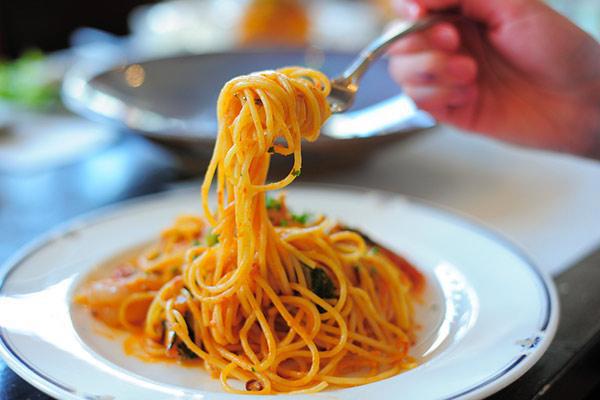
top-left (414, 0), bottom-right (511, 25)
top-left (416, 0), bottom-right (459, 9)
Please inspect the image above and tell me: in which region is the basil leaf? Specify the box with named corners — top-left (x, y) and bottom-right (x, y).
top-left (291, 213), bottom-right (310, 224)
top-left (303, 264), bottom-right (336, 299)
top-left (266, 196), bottom-right (282, 210)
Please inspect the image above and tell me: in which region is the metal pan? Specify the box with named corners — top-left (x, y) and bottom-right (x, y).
top-left (62, 50), bottom-right (435, 172)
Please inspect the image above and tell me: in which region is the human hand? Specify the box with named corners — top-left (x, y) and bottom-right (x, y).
top-left (388, 0), bottom-right (600, 158)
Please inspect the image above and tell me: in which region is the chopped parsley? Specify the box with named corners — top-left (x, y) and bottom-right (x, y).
top-left (0, 49), bottom-right (60, 109)
top-left (206, 232), bottom-right (219, 246)
top-left (268, 146), bottom-right (275, 153)
top-left (291, 169), bottom-right (301, 177)
top-left (251, 366), bottom-right (256, 372)
top-left (370, 246), bottom-right (380, 255)
top-left (279, 220), bottom-right (288, 227)
top-left (291, 213), bottom-right (310, 224)
top-left (266, 196), bottom-right (281, 210)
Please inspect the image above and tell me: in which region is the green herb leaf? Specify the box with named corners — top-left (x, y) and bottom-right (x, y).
top-left (291, 169), bottom-right (301, 177)
top-left (266, 196), bottom-right (281, 210)
top-left (207, 232), bottom-right (219, 246)
top-left (303, 265), bottom-right (336, 299)
top-left (0, 49), bottom-right (59, 109)
top-left (291, 213), bottom-right (310, 225)
top-left (370, 246), bottom-right (380, 255)
top-left (279, 220), bottom-right (288, 227)
top-left (268, 146), bottom-right (275, 153)
top-left (251, 366), bottom-right (256, 372)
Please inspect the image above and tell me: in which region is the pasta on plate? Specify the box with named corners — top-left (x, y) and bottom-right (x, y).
top-left (75, 66), bottom-right (425, 394)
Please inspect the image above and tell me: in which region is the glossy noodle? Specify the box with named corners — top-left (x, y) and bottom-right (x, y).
top-left (76, 67), bottom-right (425, 394)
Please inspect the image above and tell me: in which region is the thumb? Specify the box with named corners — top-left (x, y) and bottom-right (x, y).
top-left (392, 0), bottom-right (426, 20)
top-left (414, 0), bottom-right (529, 27)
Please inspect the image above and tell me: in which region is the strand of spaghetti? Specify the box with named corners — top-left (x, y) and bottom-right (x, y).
top-left (357, 265), bottom-right (385, 316)
top-left (144, 277), bottom-right (183, 339)
top-left (266, 231), bottom-right (293, 295)
top-left (319, 323), bottom-right (401, 353)
top-left (240, 284), bottom-right (279, 370)
top-left (167, 309), bottom-right (244, 378)
top-left (278, 240), bottom-right (317, 268)
top-left (314, 334), bottom-right (404, 364)
top-left (239, 314), bottom-right (262, 365)
top-left (287, 381), bottom-right (329, 394)
top-left (220, 362), bottom-right (271, 395)
top-left (76, 66), bottom-right (422, 394)
top-left (366, 254), bottom-right (414, 329)
top-left (316, 349), bottom-right (348, 376)
top-left (289, 283), bottom-right (348, 357)
top-left (118, 292), bottom-right (156, 332)
top-left (350, 287), bottom-right (410, 341)
top-left (256, 277), bottom-right (321, 387)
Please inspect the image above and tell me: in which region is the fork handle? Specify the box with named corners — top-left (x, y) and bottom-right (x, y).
top-left (339, 9), bottom-right (461, 84)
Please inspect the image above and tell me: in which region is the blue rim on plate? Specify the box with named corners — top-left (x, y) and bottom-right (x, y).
top-left (0, 184), bottom-right (559, 400)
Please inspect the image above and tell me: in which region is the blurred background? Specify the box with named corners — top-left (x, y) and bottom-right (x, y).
top-left (0, 0), bottom-right (599, 265)
top-left (0, 0), bottom-right (425, 261)
top-left (1, 0), bottom-right (597, 57)
top-left (0, 0), bottom-right (383, 57)
top-left (1, 2), bottom-right (600, 399)
top-left (0, 0), bottom-right (598, 260)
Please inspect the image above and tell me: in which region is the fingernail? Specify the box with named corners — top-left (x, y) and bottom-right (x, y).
top-left (393, 0), bottom-right (421, 19)
top-left (406, 2), bottom-right (421, 19)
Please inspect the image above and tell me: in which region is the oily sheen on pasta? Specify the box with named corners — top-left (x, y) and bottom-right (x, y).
top-left (76, 67), bottom-right (425, 394)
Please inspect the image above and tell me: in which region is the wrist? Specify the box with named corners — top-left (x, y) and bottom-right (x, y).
top-left (579, 87), bottom-right (600, 160)
top-left (585, 116), bottom-right (600, 161)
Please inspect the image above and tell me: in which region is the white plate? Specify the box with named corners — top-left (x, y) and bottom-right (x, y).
top-left (0, 185), bottom-right (558, 400)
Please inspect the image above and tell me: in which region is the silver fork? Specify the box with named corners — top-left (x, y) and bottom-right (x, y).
top-left (328, 10), bottom-right (460, 113)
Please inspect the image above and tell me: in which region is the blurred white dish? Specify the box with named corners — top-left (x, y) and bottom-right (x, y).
top-left (129, 0), bottom-right (383, 56)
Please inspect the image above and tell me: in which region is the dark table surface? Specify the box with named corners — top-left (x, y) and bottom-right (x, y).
top-left (1, 131), bottom-right (600, 400)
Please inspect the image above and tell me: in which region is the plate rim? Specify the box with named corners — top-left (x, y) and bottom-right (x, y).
top-left (0, 183), bottom-right (559, 400)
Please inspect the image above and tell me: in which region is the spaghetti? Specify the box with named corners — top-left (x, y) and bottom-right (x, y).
top-left (76, 67), bottom-right (425, 394)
